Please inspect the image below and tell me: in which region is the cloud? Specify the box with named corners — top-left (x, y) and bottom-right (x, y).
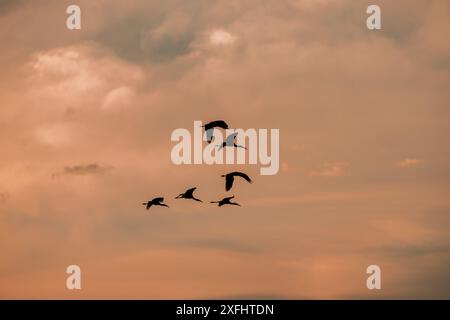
top-left (63, 164), bottom-right (113, 176)
top-left (309, 162), bottom-right (348, 177)
top-left (101, 86), bottom-right (136, 111)
top-left (209, 29), bottom-right (236, 46)
top-left (396, 158), bottom-right (423, 168)
top-left (35, 123), bottom-right (74, 147)
top-left (0, 192), bottom-right (9, 204)
top-left (30, 46), bottom-right (102, 95)
top-left (182, 238), bottom-right (262, 254)
top-left (0, 0), bottom-right (449, 299)
top-left (27, 44), bottom-right (144, 111)
top-left (0, 0), bottom-right (24, 15)
top-left (140, 11), bottom-right (195, 62)
top-left (365, 243), bottom-right (450, 258)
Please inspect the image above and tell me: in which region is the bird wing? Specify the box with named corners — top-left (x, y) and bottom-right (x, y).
top-left (232, 171), bottom-right (252, 183)
top-left (153, 197), bottom-right (164, 203)
top-left (208, 120), bottom-right (228, 129)
top-left (146, 203), bottom-right (152, 210)
top-left (225, 132), bottom-right (238, 144)
top-left (186, 187), bottom-right (196, 196)
top-left (224, 196), bottom-right (235, 201)
top-left (225, 175), bottom-right (234, 191)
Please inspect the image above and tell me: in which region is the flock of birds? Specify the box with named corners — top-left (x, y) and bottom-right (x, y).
top-left (142, 120), bottom-right (253, 210)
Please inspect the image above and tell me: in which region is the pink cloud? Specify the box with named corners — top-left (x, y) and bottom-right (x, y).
top-left (395, 158), bottom-right (423, 168)
top-left (309, 162), bottom-right (348, 177)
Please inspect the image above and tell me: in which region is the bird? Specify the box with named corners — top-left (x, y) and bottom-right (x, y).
top-left (217, 132), bottom-right (247, 150)
top-left (175, 187), bottom-right (203, 202)
top-left (210, 196), bottom-right (241, 207)
top-left (201, 120), bottom-right (229, 143)
top-left (221, 171), bottom-right (252, 191)
top-left (142, 197), bottom-right (169, 210)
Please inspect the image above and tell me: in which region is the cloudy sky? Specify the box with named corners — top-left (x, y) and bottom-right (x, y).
top-left (0, 0), bottom-right (449, 299)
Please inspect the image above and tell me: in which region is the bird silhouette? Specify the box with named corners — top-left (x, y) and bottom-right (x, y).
top-left (221, 171), bottom-right (252, 191)
top-left (175, 187), bottom-right (203, 202)
top-left (142, 197), bottom-right (169, 210)
top-left (201, 120), bottom-right (229, 144)
top-left (210, 196), bottom-right (241, 207)
top-left (217, 132), bottom-right (247, 150)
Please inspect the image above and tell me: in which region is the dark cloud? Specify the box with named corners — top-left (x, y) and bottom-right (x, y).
top-left (63, 163), bottom-right (113, 176)
top-left (93, 5), bottom-right (198, 63)
top-left (182, 238), bottom-right (262, 254)
top-left (0, 0), bottom-right (23, 15)
top-left (409, 260), bottom-right (450, 299)
top-left (364, 244), bottom-right (450, 257)
top-left (0, 192), bottom-right (9, 203)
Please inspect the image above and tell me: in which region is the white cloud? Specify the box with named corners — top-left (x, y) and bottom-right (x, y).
top-left (101, 86), bottom-right (136, 111)
top-left (30, 47), bottom-right (101, 97)
top-left (309, 162), bottom-right (348, 177)
top-left (27, 44), bottom-right (143, 110)
top-left (209, 29), bottom-right (236, 46)
top-left (395, 158), bottom-right (423, 168)
top-left (35, 123), bottom-right (74, 147)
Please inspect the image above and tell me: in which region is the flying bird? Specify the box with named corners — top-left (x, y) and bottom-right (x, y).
top-left (222, 171), bottom-right (252, 191)
top-left (175, 187), bottom-right (203, 202)
top-left (142, 197), bottom-right (169, 210)
top-left (202, 120), bottom-right (229, 143)
top-left (217, 132), bottom-right (247, 150)
top-left (210, 196), bottom-right (241, 207)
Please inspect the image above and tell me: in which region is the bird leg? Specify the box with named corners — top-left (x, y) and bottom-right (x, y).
top-left (234, 143), bottom-right (248, 150)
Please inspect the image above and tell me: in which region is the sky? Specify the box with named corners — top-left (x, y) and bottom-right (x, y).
top-left (0, 0), bottom-right (449, 299)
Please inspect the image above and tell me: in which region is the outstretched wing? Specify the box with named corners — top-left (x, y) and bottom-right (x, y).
top-left (186, 187), bottom-right (197, 196)
top-left (206, 120), bottom-right (228, 130)
top-left (232, 171), bottom-right (252, 183)
top-left (225, 175), bottom-right (234, 191)
top-left (224, 196), bottom-right (235, 201)
top-left (153, 197), bottom-right (164, 203)
top-left (225, 132), bottom-right (238, 145)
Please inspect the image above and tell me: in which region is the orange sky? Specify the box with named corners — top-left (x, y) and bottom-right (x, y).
top-left (0, 0), bottom-right (449, 299)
